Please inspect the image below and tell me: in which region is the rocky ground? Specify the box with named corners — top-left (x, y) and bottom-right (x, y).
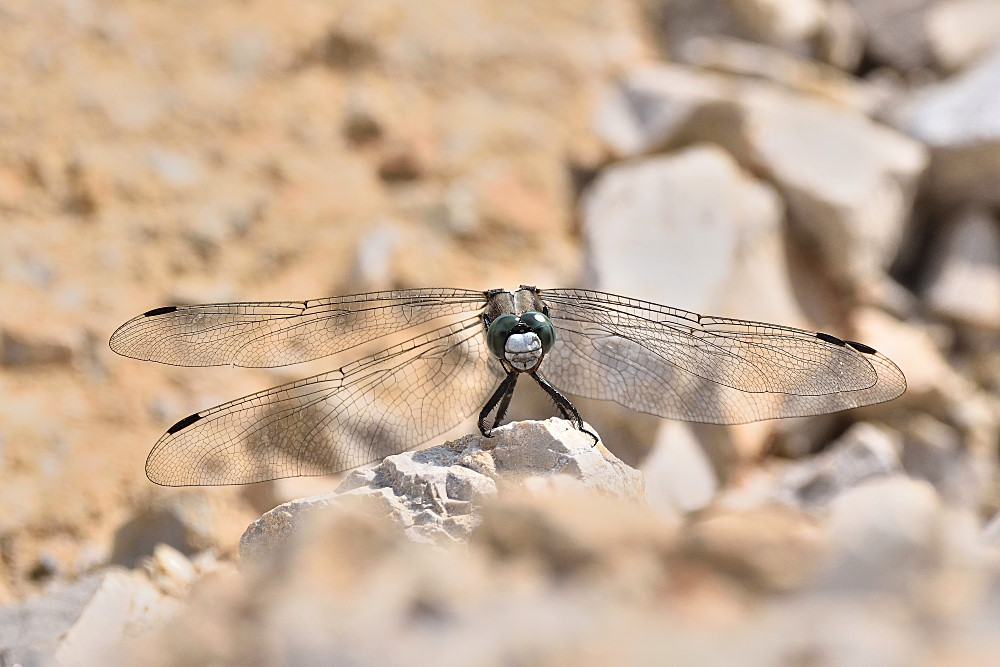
top-left (2, 0), bottom-right (1000, 664)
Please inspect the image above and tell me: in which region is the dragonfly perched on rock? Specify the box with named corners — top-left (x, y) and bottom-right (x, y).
top-left (110, 286), bottom-right (905, 486)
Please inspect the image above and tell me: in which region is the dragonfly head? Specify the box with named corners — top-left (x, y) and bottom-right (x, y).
top-left (487, 311), bottom-right (555, 372)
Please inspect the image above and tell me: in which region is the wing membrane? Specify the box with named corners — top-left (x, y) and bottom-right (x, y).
top-left (110, 288), bottom-right (486, 367)
top-left (145, 316), bottom-right (504, 486)
top-left (541, 289), bottom-right (905, 424)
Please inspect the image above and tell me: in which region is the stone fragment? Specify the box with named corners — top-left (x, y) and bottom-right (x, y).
top-left (683, 505), bottom-right (827, 591)
top-left (594, 64), bottom-right (928, 287)
top-left (110, 493), bottom-right (217, 568)
top-left (580, 144), bottom-right (803, 325)
top-left (641, 421), bottom-right (718, 515)
top-left (819, 0), bottom-right (867, 71)
top-left (678, 37), bottom-right (879, 111)
top-left (817, 477), bottom-right (947, 593)
top-left (642, 0), bottom-right (833, 63)
top-left (923, 207), bottom-right (1000, 330)
top-left (0, 329), bottom-right (74, 368)
top-left (899, 413), bottom-right (988, 508)
top-left (844, 0), bottom-right (937, 71)
top-left (145, 544), bottom-right (197, 597)
top-left (729, 87), bottom-right (926, 287)
top-left (926, 0), bottom-right (1000, 72)
top-left (239, 419), bottom-right (644, 560)
top-left (0, 569), bottom-right (181, 665)
top-left (592, 64), bottom-right (729, 158)
top-left (889, 47), bottom-right (1000, 205)
top-left (776, 422), bottom-right (902, 510)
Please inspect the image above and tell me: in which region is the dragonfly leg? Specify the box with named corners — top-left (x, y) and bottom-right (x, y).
top-left (492, 378), bottom-right (518, 432)
top-left (479, 372), bottom-right (519, 437)
top-left (529, 371), bottom-right (599, 445)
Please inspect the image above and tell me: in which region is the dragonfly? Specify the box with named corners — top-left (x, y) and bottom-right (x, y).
top-left (110, 286), bottom-right (906, 486)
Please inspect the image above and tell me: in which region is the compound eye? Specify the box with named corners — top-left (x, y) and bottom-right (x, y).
top-left (486, 314), bottom-right (519, 359)
top-left (521, 311), bottom-right (555, 353)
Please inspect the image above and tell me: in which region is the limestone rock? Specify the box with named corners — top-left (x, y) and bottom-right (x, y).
top-left (641, 421), bottom-right (719, 516)
top-left (592, 64), bottom-right (730, 158)
top-left (642, 0), bottom-right (849, 65)
top-left (776, 422), bottom-right (903, 510)
top-left (0, 568), bottom-right (181, 665)
top-left (729, 87), bottom-right (927, 288)
top-left (890, 46), bottom-right (1000, 205)
top-left (899, 413), bottom-right (990, 508)
top-left (844, 0), bottom-right (937, 72)
top-left (239, 419), bottom-right (644, 560)
top-left (923, 207), bottom-right (1000, 330)
top-left (927, 0), bottom-right (1000, 73)
top-left (110, 492), bottom-right (218, 568)
top-left (682, 505), bottom-right (828, 591)
top-left (580, 144), bottom-right (804, 326)
top-left (594, 64), bottom-right (928, 288)
top-left (816, 477), bottom-right (964, 594)
top-left (677, 37), bottom-right (878, 111)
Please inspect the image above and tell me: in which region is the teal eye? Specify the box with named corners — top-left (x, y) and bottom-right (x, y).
top-left (521, 311), bottom-right (555, 353)
top-left (487, 314), bottom-right (519, 359)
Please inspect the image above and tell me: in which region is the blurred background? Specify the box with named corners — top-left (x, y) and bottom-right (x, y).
top-left (2, 0), bottom-right (1000, 663)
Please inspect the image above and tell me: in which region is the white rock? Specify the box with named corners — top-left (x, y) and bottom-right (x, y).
top-left (899, 413), bottom-right (989, 508)
top-left (730, 0), bottom-right (827, 47)
top-left (927, 0), bottom-right (1000, 73)
top-left (239, 419), bottom-right (644, 559)
top-left (923, 207), bottom-right (1000, 330)
top-left (982, 511), bottom-right (1000, 547)
top-left (643, 0), bottom-right (836, 63)
top-left (889, 46), bottom-right (1000, 205)
top-left (592, 64), bottom-right (729, 158)
top-left (147, 543), bottom-right (197, 596)
top-left (732, 87), bottom-right (927, 287)
top-left (0, 568), bottom-right (182, 666)
top-left (641, 421), bottom-right (719, 515)
top-left (820, 0), bottom-right (868, 71)
top-left (844, 0), bottom-right (937, 72)
top-left (677, 36), bottom-right (881, 112)
top-left (776, 422), bottom-right (903, 510)
top-left (593, 64), bottom-right (928, 287)
top-left (580, 144), bottom-right (804, 326)
top-left (818, 476), bottom-right (942, 593)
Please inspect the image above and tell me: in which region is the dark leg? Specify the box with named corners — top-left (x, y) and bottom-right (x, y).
top-left (528, 372), bottom-right (599, 444)
top-left (478, 372), bottom-right (519, 437)
top-left (491, 379), bottom-right (517, 431)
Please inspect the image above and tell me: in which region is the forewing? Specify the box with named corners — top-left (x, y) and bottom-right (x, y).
top-left (145, 316), bottom-right (504, 486)
top-left (541, 289), bottom-right (905, 424)
top-left (110, 288), bottom-right (485, 367)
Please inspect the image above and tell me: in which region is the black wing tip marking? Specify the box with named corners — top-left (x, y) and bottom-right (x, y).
top-left (166, 412), bottom-right (203, 434)
top-left (846, 340), bottom-right (878, 355)
top-left (817, 332), bottom-right (879, 355)
top-left (816, 331), bottom-right (846, 346)
top-left (143, 306), bottom-right (178, 317)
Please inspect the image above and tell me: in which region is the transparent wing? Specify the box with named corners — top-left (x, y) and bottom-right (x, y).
top-left (110, 288), bottom-right (486, 368)
top-left (145, 316), bottom-right (504, 486)
top-left (540, 289), bottom-right (905, 424)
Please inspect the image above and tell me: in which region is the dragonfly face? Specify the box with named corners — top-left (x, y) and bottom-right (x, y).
top-left (110, 285), bottom-right (906, 486)
top-left (485, 311), bottom-right (556, 372)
